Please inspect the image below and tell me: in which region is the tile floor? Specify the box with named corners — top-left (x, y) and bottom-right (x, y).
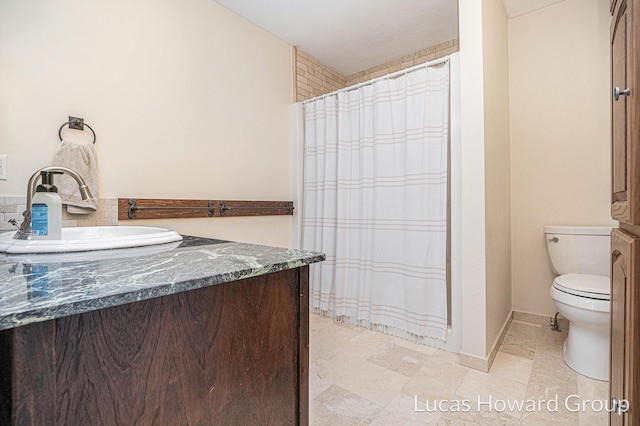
top-left (309, 314), bottom-right (609, 425)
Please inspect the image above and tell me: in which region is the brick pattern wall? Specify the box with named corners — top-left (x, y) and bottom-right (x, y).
top-left (294, 48), bottom-right (346, 102)
top-left (294, 38), bottom-right (459, 102)
top-left (0, 197), bottom-right (119, 231)
top-left (345, 39), bottom-right (459, 86)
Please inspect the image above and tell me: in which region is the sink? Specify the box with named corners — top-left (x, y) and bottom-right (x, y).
top-left (0, 241), bottom-right (183, 263)
top-left (0, 226), bottom-right (183, 254)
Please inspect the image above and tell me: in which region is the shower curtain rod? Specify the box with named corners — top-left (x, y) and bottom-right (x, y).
top-left (301, 55), bottom-right (450, 104)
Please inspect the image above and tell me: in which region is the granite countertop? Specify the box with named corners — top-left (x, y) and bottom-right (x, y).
top-left (0, 235), bottom-right (325, 331)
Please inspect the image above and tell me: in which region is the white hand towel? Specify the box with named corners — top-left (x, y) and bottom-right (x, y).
top-left (52, 140), bottom-right (99, 214)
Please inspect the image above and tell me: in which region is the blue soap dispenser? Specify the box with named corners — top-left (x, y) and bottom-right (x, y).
top-left (31, 171), bottom-right (63, 239)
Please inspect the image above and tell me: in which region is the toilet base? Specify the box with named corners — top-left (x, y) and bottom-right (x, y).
top-left (562, 320), bottom-right (609, 381)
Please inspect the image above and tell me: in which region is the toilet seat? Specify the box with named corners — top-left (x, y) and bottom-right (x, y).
top-left (550, 285), bottom-right (610, 313)
top-left (553, 273), bottom-right (610, 300)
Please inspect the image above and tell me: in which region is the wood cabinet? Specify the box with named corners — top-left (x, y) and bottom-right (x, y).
top-left (610, 229), bottom-right (640, 424)
top-left (611, 0), bottom-right (640, 224)
top-left (0, 267), bottom-right (310, 425)
top-left (611, 0), bottom-right (640, 423)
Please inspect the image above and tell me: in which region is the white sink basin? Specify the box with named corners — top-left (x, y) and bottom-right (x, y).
top-left (0, 226), bottom-right (183, 254)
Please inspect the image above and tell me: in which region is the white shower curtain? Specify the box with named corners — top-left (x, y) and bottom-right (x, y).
top-left (302, 61), bottom-right (450, 343)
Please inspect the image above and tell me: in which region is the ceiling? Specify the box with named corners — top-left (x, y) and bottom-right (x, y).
top-left (215, 0), bottom-right (565, 77)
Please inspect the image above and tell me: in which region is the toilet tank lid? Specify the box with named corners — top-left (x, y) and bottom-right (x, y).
top-left (544, 225), bottom-right (612, 236)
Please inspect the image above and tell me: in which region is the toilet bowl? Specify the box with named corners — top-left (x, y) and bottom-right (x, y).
top-left (544, 226), bottom-right (611, 381)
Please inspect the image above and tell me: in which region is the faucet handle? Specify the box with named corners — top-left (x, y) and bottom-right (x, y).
top-left (78, 185), bottom-right (94, 200)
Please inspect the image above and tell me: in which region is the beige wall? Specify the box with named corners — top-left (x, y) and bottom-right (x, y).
top-left (458, 0), bottom-right (512, 365)
top-left (482, 0), bottom-right (512, 354)
top-left (458, 0), bottom-right (488, 361)
top-left (509, 0), bottom-right (614, 316)
top-left (0, 0), bottom-right (294, 247)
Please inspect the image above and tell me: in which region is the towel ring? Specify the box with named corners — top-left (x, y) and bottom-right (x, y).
top-left (58, 120), bottom-right (96, 144)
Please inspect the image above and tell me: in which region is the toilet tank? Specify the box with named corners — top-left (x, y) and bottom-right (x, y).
top-left (544, 226), bottom-right (611, 277)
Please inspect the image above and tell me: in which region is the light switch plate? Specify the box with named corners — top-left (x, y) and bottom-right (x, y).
top-left (0, 155), bottom-right (7, 180)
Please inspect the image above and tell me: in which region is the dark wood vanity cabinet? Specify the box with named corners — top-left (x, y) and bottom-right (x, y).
top-left (611, 0), bottom-right (640, 423)
top-left (0, 267), bottom-right (310, 426)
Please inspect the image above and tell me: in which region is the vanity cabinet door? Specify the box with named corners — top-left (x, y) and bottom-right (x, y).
top-left (610, 229), bottom-right (640, 425)
top-left (611, 0), bottom-right (640, 224)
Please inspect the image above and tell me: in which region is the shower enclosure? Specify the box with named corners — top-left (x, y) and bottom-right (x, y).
top-left (292, 52), bottom-right (461, 353)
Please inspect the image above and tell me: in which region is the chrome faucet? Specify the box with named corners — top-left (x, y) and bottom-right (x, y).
top-left (14, 166), bottom-right (94, 240)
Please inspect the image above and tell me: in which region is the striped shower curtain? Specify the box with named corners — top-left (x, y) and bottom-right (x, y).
top-left (301, 61), bottom-right (450, 344)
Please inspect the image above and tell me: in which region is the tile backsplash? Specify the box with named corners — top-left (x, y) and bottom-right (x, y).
top-left (0, 197), bottom-right (118, 231)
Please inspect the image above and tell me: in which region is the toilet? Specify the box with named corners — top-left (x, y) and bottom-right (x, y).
top-left (544, 225), bottom-right (611, 381)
